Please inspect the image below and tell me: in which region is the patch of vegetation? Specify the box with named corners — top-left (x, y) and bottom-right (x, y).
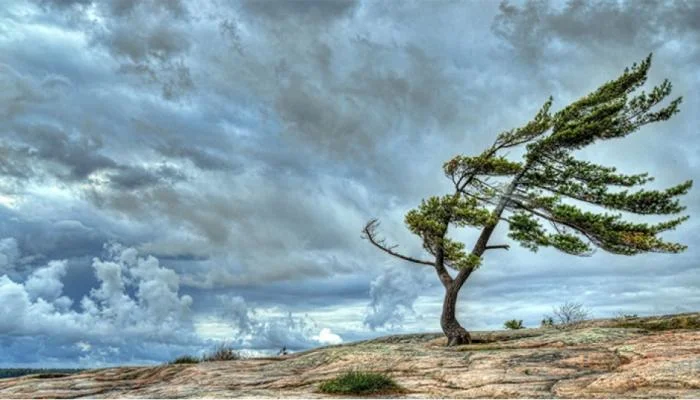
top-left (318, 370), bottom-right (404, 395)
top-left (613, 314), bottom-right (700, 331)
top-left (504, 319), bottom-right (525, 330)
top-left (615, 313), bottom-right (639, 320)
top-left (0, 369), bottom-right (84, 379)
top-left (169, 355), bottom-right (200, 364)
top-left (543, 301), bottom-right (590, 329)
top-left (201, 343), bottom-right (241, 362)
top-left (541, 316), bottom-right (554, 327)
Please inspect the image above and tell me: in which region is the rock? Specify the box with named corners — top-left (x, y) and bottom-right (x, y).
top-left (1, 313), bottom-right (698, 398)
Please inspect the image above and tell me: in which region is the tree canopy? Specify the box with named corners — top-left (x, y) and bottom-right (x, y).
top-left (364, 53), bottom-right (691, 279)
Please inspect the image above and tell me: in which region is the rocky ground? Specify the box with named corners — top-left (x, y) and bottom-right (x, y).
top-left (1, 313), bottom-right (698, 398)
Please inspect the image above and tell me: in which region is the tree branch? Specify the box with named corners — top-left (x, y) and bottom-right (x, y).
top-left (509, 200), bottom-right (600, 250)
top-left (361, 219), bottom-right (436, 267)
top-left (484, 244), bottom-right (510, 251)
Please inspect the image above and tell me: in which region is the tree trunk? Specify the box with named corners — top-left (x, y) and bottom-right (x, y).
top-left (440, 284), bottom-right (471, 346)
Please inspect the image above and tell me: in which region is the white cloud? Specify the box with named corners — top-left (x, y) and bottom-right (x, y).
top-left (364, 265), bottom-right (431, 330)
top-left (24, 259), bottom-right (68, 302)
top-left (312, 327), bottom-right (343, 345)
top-left (214, 295), bottom-right (344, 351)
top-left (0, 241), bottom-right (199, 365)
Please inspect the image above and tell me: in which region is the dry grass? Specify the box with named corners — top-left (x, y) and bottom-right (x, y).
top-left (201, 343), bottom-right (242, 362)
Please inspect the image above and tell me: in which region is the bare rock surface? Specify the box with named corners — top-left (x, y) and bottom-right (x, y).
top-left (1, 313), bottom-right (698, 398)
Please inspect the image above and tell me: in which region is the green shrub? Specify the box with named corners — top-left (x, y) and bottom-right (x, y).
top-left (319, 370), bottom-right (403, 395)
top-left (503, 319), bottom-right (525, 330)
top-left (541, 316), bottom-right (555, 327)
top-left (201, 343), bottom-right (241, 362)
top-left (169, 355), bottom-right (200, 364)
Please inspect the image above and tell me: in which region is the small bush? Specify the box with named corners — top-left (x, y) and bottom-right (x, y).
top-left (614, 312), bottom-right (639, 321)
top-left (170, 355), bottom-right (200, 364)
top-left (319, 370), bottom-right (403, 395)
top-left (202, 343), bottom-right (241, 362)
top-left (540, 316), bottom-right (554, 327)
top-left (551, 301), bottom-right (589, 328)
top-left (503, 319), bottom-right (525, 330)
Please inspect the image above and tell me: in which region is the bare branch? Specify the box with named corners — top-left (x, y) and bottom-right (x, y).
top-left (361, 219), bottom-right (436, 267)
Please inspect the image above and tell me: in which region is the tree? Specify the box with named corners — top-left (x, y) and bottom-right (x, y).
top-left (504, 319), bottom-right (525, 330)
top-left (550, 301), bottom-right (589, 328)
top-left (362, 54), bottom-right (692, 346)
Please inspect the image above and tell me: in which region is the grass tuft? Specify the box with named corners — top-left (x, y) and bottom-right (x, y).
top-left (319, 370), bottom-right (403, 395)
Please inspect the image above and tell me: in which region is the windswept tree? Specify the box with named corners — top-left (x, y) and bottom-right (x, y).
top-left (362, 55), bottom-right (692, 346)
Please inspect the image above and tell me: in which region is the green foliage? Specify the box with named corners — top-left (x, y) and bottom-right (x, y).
top-left (503, 319), bottom-right (525, 330)
top-left (445, 54), bottom-right (690, 264)
top-left (540, 316), bottom-right (554, 327)
top-left (169, 355), bottom-right (200, 364)
top-left (531, 54), bottom-right (681, 154)
top-left (405, 195), bottom-right (491, 238)
top-left (404, 194), bottom-right (489, 269)
top-left (318, 370), bottom-right (403, 395)
top-left (444, 155), bottom-right (523, 178)
top-left (523, 158), bottom-right (691, 216)
top-left (496, 97), bottom-right (554, 146)
top-left (507, 212), bottom-right (592, 255)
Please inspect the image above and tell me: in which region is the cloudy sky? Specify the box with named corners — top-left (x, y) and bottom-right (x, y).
top-left (1, 0), bottom-right (699, 368)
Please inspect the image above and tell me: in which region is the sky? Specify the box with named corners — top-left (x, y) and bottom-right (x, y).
top-left (0, 0), bottom-right (699, 368)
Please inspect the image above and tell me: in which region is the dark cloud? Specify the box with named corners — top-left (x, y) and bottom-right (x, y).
top-left (156, 141), bottom-right (240, 171)
top-left (107, 164), bottom-right (186, 190)
top-left (13, 124), bottom-right (117, 181)
top-left (492, 0), bottom-right (700, 63)
top-left (240, 0), bottom-right (359, 21)
top-left (37, 0), bottom-right (92, 9)
top-left (33, 0), bottom-right (195, 100)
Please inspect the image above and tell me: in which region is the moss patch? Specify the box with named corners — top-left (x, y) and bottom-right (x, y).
top-left (318, 371), bottom-right (404, 396)
top-left (613, 315), bottom-right (700, 331)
